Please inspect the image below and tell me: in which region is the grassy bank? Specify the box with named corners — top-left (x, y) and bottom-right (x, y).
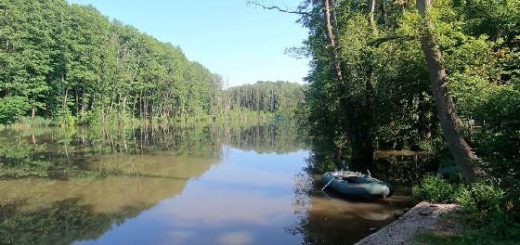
top-left (413, 175), bottom-right (520, 244)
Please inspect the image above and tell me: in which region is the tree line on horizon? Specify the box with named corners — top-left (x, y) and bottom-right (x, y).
top-left (0, 0), bottom-right (306, 125)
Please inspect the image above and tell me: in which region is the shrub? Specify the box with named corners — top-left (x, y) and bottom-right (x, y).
top-left (455, 181), bottom-right (505, 223)
top-left (0, 96), bottom-right (30, 124)
top-left (413, 175), bottom-right (462, 203)
top-left (53, 107), bottom-right (76, 127)
top-left (414, 176), bottom-right (519, 244)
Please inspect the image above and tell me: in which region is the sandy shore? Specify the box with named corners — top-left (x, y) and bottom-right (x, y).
top-left (355, 202), bottom-right (461, 245)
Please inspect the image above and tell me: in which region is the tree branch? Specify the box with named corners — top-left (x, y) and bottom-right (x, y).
top-left (247, 1), bottom-right (311, 16)
top-left (368, 35), bottom-right (417, 47)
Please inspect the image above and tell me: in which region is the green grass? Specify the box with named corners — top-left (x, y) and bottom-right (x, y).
top-left (413, 175), bottom-right (520, 245)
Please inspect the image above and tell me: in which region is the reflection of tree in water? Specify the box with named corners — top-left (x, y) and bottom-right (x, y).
top-left (227, 121), bottom-right (309, 153)
top-left (0, 121), bottom-right (310, 244)
top-left (0, 199), bottom-right (141, 245)
top-left (0, 121), bottom-right (308, 179)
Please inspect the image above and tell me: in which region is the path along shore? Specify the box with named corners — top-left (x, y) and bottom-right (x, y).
top-left (356, 202), bottom-right (461, 245)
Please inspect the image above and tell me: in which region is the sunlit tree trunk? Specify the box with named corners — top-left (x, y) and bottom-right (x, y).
top-left (369, 0), bottom-right (377, 32)
top-left (323, 0), bottom-right (344, 82)
top-left (416, 0), bottom-right (487, 183)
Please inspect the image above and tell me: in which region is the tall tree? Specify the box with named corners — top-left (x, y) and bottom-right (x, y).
top-left (416, 0), bottom-right (487, 183)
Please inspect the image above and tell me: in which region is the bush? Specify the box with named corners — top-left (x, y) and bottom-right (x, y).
top-left (53, 107), bottom-right (76, 127)
top-left (414, 176), bottom-right (520, 244)
top-left (413, 175), bottom-right (463, 203)
top-left (455, 181), bottom-right (504, 220)
top-left (0, 96), bottom-right (30, 124)
top-left (76, 109), bottom-right (101, 126)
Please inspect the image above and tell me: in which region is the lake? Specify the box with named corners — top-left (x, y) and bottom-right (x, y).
top-left (0, 122), bottom-right (412, 245)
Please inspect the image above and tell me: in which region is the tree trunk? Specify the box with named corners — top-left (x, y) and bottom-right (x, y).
top-left (81, 95), bottom-right (87, 116)
top-left (369, 0), bottom-right (377, 32)
top-left (416, 0), bottom-right (487, 183)
top-left (323, 0), bottom-right (344, 82)
top-left (62, 73), bottom-right (68, 110)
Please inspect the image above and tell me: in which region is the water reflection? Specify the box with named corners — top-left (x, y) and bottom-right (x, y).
top-left (74, 148), bottom-right (309, 245)
top-left (0, 122), bottom-right (413, 245)
top-left (0, 122), bottom-right (311, 245)
top-left (0, 198), bottom-right (139, 245)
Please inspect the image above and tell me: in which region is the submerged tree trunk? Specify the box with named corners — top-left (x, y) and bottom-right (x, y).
top-left (416, 0), bottom-right (487, 183)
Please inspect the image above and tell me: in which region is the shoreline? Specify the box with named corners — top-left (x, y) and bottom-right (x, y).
top-left (355, 201), bottom-right (461, 245)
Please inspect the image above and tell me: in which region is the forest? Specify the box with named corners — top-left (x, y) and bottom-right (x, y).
top-left (1, 0), bottom-right (520, 243)
top-left (0, 0), bottom-right (306, 126)
top-left (225, 80), bottom-right (306, 116)
top-left (293, 0), bottom-right (519, 243)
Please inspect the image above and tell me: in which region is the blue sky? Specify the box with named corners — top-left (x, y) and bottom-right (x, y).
top-left (68, 0), bottom-right (310, 87)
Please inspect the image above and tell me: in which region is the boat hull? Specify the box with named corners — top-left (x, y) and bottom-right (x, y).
top-left (321, 172), bottom-right (392, 199)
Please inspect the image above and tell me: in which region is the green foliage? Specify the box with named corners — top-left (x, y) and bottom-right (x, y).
top-left (0, 1), bottom-right (306, 125)
top-left (300, 0), bottom-right (437, 168)
top-left (413, 175), bottom-right (463, 203)
top-left (455, 181), bottom-right (504, 220)
top-left (475, 86), bottom-right (520, 162)
top-left (53, 107), bottom-right (75, 127)
top-left (225, 81), bottom-right (307, 117)
top-left (15, 116), bottom-right (53, 127)
top-left (414, 175), bottom-right (506, 215)
top-left (299, 0), bottom-right (518, 202)
top-left (413, 174), bottom-right (520, 244)
top-left (0, 96), bottom-right (30, 124)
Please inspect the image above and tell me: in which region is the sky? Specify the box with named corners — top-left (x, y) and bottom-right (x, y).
top-left (67, 0), bottom-right (310, 87)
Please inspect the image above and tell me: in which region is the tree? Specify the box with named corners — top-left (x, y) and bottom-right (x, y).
top-left (416, 0), bottom-right (487, 183)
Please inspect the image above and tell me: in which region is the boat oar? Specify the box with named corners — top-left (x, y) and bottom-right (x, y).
top-left (321, 177), bottom-right (335, 191)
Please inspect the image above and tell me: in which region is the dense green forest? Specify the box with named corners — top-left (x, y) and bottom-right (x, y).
top-left (292, 0), bottom-right (519, 243)
top-left (0, 0), bottom-right (306, 126)
top-left (299, 0), bottom-right (519, 169)
top-left (225, 81), bottom-right (306, 116)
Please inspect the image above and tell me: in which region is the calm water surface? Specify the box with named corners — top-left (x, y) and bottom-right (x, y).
top-left (0, 123), bottom-right (412, 245)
